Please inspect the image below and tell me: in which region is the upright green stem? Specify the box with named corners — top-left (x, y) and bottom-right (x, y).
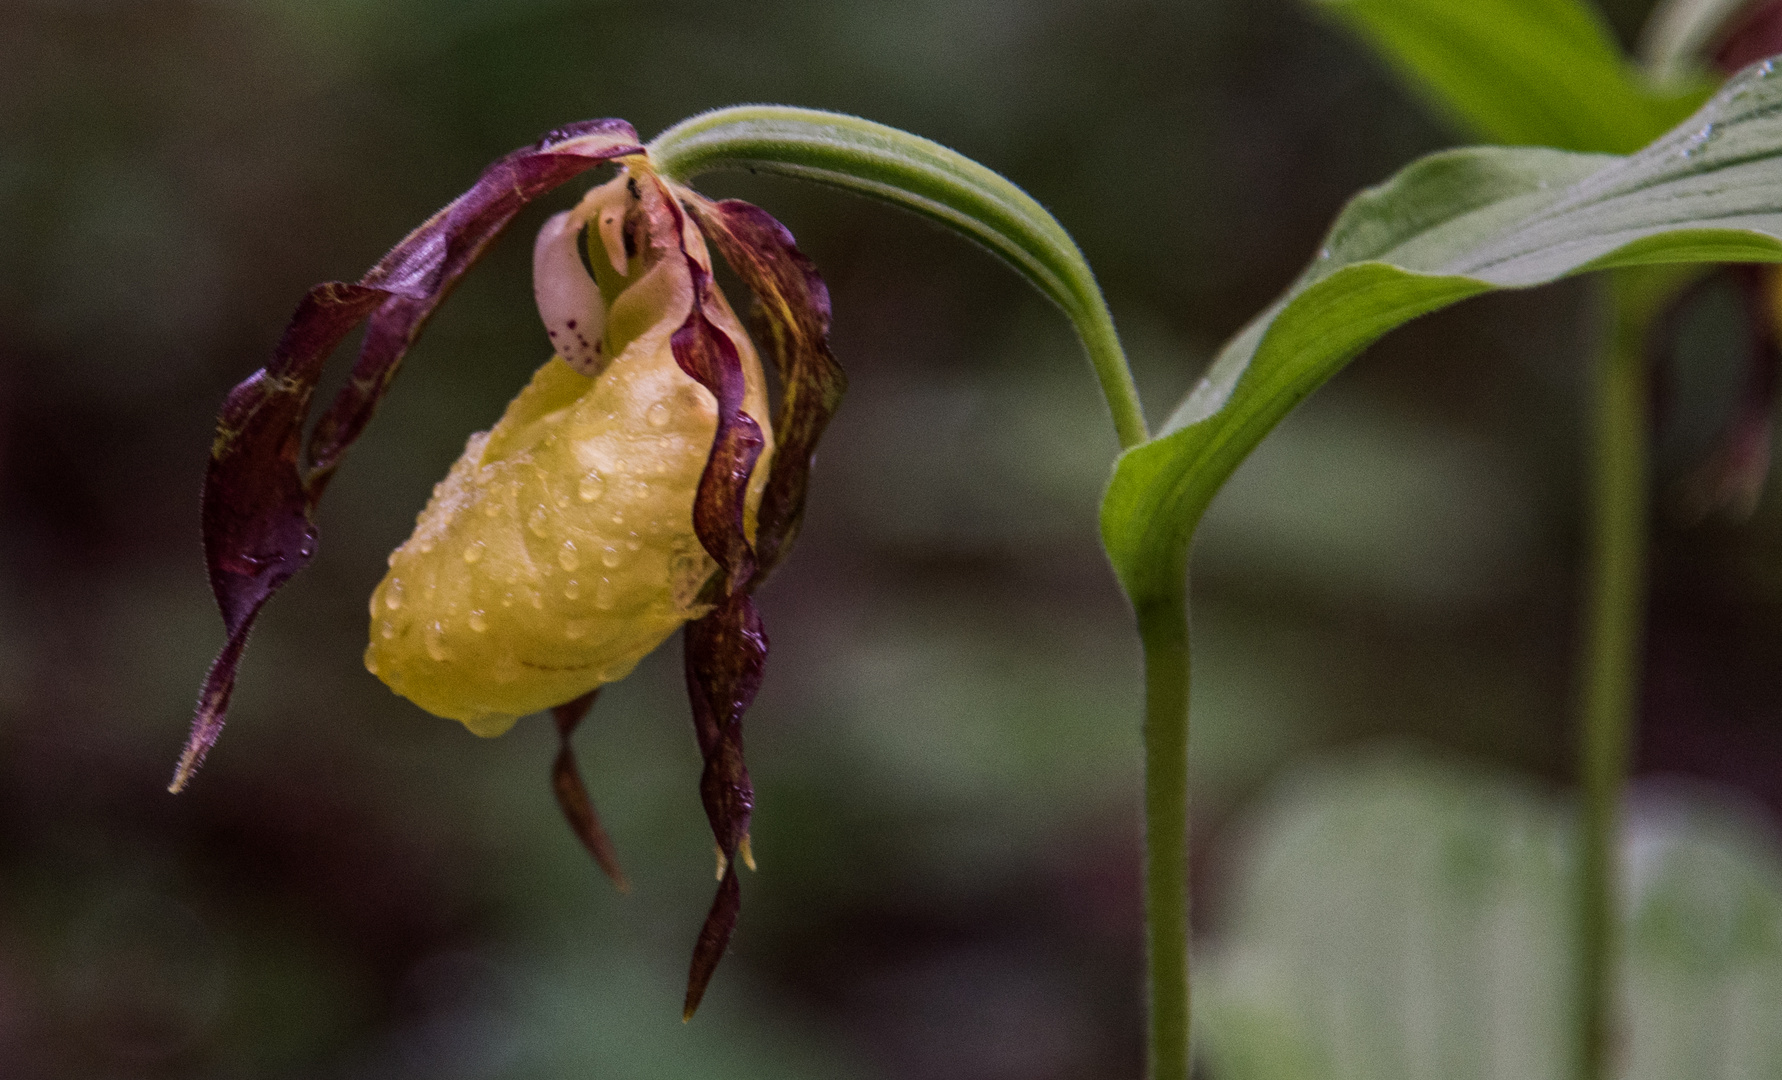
top-left (1572, 270), bottom-right (1652, 1080)
top-left (1139, 588), bottom-right (1192, 1080)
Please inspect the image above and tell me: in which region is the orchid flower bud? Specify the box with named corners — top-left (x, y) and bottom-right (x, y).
top-left (364, 167), bottom-right (774, 736)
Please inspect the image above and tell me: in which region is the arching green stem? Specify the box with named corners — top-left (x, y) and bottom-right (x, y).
top-left (649, 105), bottom-right (1148, 450)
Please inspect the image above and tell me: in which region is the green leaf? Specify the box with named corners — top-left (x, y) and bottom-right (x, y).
top-left (1311, 0), bottom-right (1712, 152)
top-left (1197, 756), bottom-right (1782, 1080)
top-left (648, 106), bottom-right (1147, 450)
top-left (1102, 61), bottom-right (1782, 609)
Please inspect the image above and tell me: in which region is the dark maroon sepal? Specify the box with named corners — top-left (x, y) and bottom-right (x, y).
top-left (684, 196), bottom-right (847, 578)
top-left (683, 864), bottom-right (742, 1021)
top-left (551, 690), bottom-right (629, 891)
top-left (658, 185), bottom-right (847, 1017)
top-left (668, 279), bottom-right (766, 589)
top-left (652, 178), bottom-right (782, 1017)
top-left (680, 593), bottom-right (766, 1018)
top-left (684, 595), bottom-right (766, 853)
top-left (173, 120), bottom-right (644, 792)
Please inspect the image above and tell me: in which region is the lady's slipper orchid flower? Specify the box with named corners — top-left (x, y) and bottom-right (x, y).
top-left (174, 120), bottom-right (844, 1017)
top-left (365, 170), bottom-right (775, 735)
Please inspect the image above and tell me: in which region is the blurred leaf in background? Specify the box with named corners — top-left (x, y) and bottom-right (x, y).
top-left (1198, 754), bottom-right (1782, 1080)
top-left (1308, 0), bottom-right (1711, 152)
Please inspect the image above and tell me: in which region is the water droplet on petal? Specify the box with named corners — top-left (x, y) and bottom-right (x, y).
top-left (646, 401), bottom-right (671, 427)
top-left (462, 541), bottom-right (485, 564)
top-left (595, 578), bottom-right (616, 610)
top-left (564, 579), bottom-right (582, 600)
top-left (483, 500), bottom-right (502, 518)
top-left (381, 621), bottom-right (396, 640)
top-left (385, 580), bottom-right (404, 610)
top-left (601, 546), bottom-right (623, 568)
top-left (417, 537), bottom-right (434, 554)
top-left (528, 505), bottom-right (550, 537)
top-left (424, 621), bottom-right (449, 661)
top-left (578, 471), bottom-right (605, 502)
top-left (565, 619), bottom-right (590, 640)
top-left (468, 610), bottom-right (488, 633)
top-left (364, 651), bottom-right (379, 675)
top-left (559, 540), bottom-right (580, 571)
top-left (555, 494), bottom-right (570, 509)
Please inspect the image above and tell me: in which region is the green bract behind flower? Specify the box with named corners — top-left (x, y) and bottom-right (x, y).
top-left (365, 169), bottom-right (773, 735)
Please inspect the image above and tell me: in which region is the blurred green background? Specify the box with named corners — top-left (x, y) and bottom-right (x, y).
top-left (4, 0), bottom-right (1782, 1076)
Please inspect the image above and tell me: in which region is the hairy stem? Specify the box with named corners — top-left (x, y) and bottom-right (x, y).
top-left (1139, 589), bottom-right (1192, 1080)
top-left (1573, 270), bottom-right (1653, 1080)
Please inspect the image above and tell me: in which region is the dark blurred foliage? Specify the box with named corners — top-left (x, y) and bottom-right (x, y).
top-left (2, 0), bottom-right (1781, 1076)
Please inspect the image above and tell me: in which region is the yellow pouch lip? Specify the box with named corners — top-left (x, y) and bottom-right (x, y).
top-left (364, 169), bottom-right (775, 735)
